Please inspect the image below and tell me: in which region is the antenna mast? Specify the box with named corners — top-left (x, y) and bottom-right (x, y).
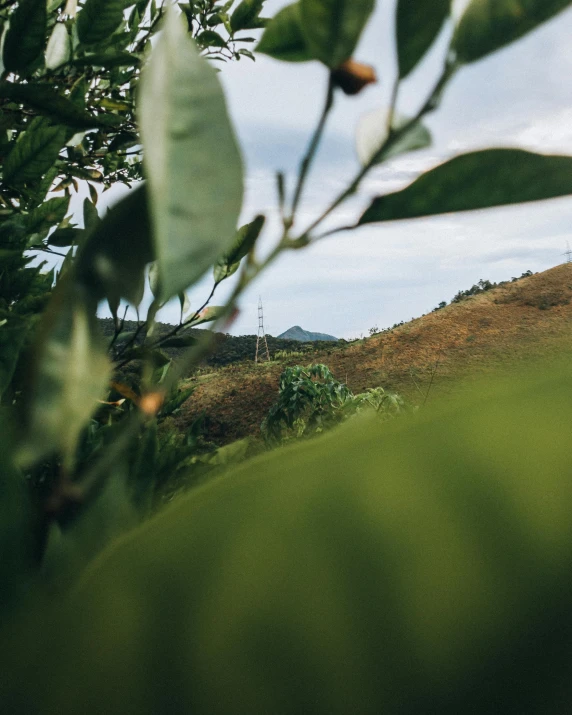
top-left (563, 241), bottom-right (572, 265)
top-left (255, 296), bottom-right (270, 363)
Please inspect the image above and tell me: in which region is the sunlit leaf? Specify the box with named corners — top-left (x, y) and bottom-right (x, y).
top-left (2, 0), bottom-right (47, 74)
top-left (45, 22), bottom-right (70, 70)
top-left (359, 149), bottom-right (572, 224)
top-left (187, 305), bottom-right (225, 327)
top-left (356, 108), bottom-right (432, 167)
top-left (396, 0), bottom-right (450, 78)
top-left (139, 9), bottom-right (244, 301)
top-left (256, 2), bottom-right (311, 61)
top-left (453, 0), bottom-right (572, 63)
top-left (3, 117), bottom-right (68, 187)
top-left (299, 0), bottom-right (375, 68)
top-left (16, 285), bottom-right (111, 469)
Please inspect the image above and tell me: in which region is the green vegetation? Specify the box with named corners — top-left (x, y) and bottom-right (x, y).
top-left (2, 0), bottom-right (572, 710)
top-left (261, 363), bottom-right (405, 441)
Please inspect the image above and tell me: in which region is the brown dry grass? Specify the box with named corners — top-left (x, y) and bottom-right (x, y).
top-left (175, 264), bottom-right (572, 445)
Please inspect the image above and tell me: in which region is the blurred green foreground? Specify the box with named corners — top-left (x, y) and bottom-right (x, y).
top-left (2, 360), bottom-right (572, 713)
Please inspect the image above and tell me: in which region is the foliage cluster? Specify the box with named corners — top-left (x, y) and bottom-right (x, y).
top-left (261, 363), bottom-right (405, 441)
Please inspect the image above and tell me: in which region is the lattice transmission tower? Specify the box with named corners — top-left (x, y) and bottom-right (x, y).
top-left (255, 296), bottom-right (270, 363)
top-left (563, 241), bottom-right (572, 265)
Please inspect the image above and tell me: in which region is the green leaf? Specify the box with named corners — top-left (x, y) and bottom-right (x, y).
top-left (72, 52), bottom-right (141, 68)
top-left (77, 0), bottom-right (126, 45)
top-left (187, 305), bottom-right (225, 327)
top-left (76, 184), bottom-right (153, 306)
top-left (45, 22), bottom-right (70, 70)
top-left (196, 29), bottom-right (227, 47)
top-left (453, 0), bottom-right (572, 63)
top-left (160, 384), bottom-right (194, 415)
top-left (0, 82), bottom-right (119, 130)
top-left (299, 0), bottom-right (375, 68)
top-left (26, 196), bottom-right (70, 240)
top-left (0, 416), bottom-right (36, 612)
top-left (214, 214), bottom-right (265, 283)
top-left (396, 0), bottom-right (450, 78)
top-left (0, 316), bottom-right (29, 398)
top-left (2, 0), bottom-right (47, 74)
top-left (356, 109), bottom-right (432, 167)
top-left (83, 198), bottom-right (100, 232)
top-left (160, 335), bottom-right (198, 349)
top-left (359, 149), bottom-right (572, 225)
top-left (16, 285), bottom-right (111, 469)
top-left (139, 9), bottom-right (244, 301)
top-left (3, 117), bottom-right (68, 187)
top-left (48, 227), bottom-right (84, 247)
top-left (256, 3), bottom-right (312, 62)
top-left (230, 0), bottom-right (264, 31)
top-left (11, 363), bottom-right (572, 713)
top-left (41, 455), bottom-right (139, 592)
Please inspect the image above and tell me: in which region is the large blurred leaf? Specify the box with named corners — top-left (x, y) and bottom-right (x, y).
top-left (256, 2), bottom-right (312, 61)
top-left (2, 0), bottom-right (47, 74)
top-left (213, 214), bottom-right (265, 283)
top-left (0, 82), bottom-right (121, 129)
top-left (299, 0), bottom-right (375, 68)
top-left (397, 0), bottom-right (450, 78)
top-left (453, 0), bottom-right (572, 63)
top-left (76, 184), bottom-right (153, 306)
top-left (0, 317), bottom-right (29, 398)
top-left (77, 0), bottom-right (126, 45)
top-left (139, 9), bottom-right (244, 301)
top-left (40, 457), bottom-right (139, 593)
top-left (355, 108), bottom-right (431, 167)
top-left (7, 362), bottom-right (572, 712)
top-left (0, 418), bottom-right (36, 613)
top-left (359, 149), bottom-right (572, 224)
top-left (3, 117), bottom-right (68, 187)
top-left (16, 285), bottom-right (111, 468)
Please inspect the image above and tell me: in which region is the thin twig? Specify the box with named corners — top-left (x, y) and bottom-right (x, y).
top-left (297, 61), bottom-right (458, 242)
top-left (290, 76), bottom-right (335, 225)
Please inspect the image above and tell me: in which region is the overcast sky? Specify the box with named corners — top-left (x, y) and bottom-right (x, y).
top-left (106, 0), bottom-right (572, 338)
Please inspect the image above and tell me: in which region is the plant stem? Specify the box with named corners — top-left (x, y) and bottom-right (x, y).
top-left (298, 61), bottom-right (457, 242)
top-left (289, 76), bottom-right (335, 226)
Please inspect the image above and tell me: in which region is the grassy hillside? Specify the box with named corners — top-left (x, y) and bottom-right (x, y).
top-left (174, 264), bottom-right (572, 445)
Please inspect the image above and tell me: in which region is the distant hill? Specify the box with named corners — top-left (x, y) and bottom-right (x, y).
top-left (176, 264), bottom-right (572, 446)
top-left (278, 325), bottom-right (338, 342)
top-left (98, 319), bottom-right (336, 369)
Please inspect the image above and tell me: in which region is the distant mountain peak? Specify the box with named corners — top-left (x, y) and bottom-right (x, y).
top-left (278, 326), bottom-right (338, 342)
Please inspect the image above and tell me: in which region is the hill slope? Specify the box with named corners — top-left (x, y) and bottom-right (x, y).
top-left (175, 265), bottom-right (572, 445)
top-left (278, 326), bottom-right (338, 342)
